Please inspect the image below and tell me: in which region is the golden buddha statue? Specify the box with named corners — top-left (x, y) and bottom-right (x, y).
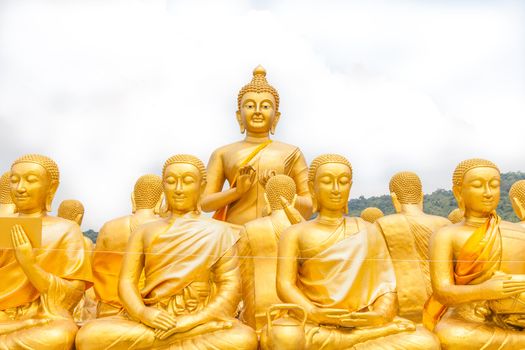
top-left (360, 206), bottom-right (384, 223)
top-left (201, 66), bottom-right (312, 225)
top-left (274, 154), bottom-right (439, 349)
top-left (92, 174), bottom-right (163, 317)
top-left (375, 171), bottom-right (450, 322)
top-left (447, 208), bottom-right (463, 224)
top-left (76, 154), bottom-right (257, 350)
top-left (0, 154), bottom-right (92, 349)
top-left (424, 158), bottom-right (525, 348)
top-left (0, 172), bottom-right (16, 216)
top-left (57, 199), bottom-right (97, 324)
top-left (238, 174), bottom-right (297, 332)
top-left (509, 179), bottom-right (525, 227)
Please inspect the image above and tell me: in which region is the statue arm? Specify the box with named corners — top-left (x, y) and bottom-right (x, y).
top-left (238, 230), bottom-right (256, 327)
top-left (430, 229), bottom-right (486, 305)
top-left (201, 150), bottom-right (242, 212)
top-left (276, 228), bottom-right (317, 315)
top-left (118, 227), bottom-right (147, 320)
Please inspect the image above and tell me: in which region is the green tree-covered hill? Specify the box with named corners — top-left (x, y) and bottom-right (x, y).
top-left (348, 171), bottom-right (525, 221)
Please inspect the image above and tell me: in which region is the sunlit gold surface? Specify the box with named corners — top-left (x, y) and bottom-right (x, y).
top-left (375, 171), bottom-right (450, 322)
top-left (0, 172), bottom-right (16, 217)
top-left (92, 174), bottom-right (163, 317)
top-left (510, 179), bottom-right (525, 227)
top-left (447, 208), bottom-right (463, 224)
top-left (201, 66), bottom-right (312, 225)
top-left (0, 155), bottom-right (92, 349)
top-left (76, 155), bottom-right (257, 350)
top-left (274, 154), bottom-right (439, 349)
top-left (238, 175), bottom-right (296, 332)
top-left (425, 159), bottom-right (525, 348)
top-left (360, 206), bottom-right (384, 223)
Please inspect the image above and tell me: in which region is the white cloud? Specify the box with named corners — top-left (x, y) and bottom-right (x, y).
top-left (0, 0), bottom-right (524, 229)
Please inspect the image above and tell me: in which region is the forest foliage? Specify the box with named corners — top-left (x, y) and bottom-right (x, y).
top-left (348, 171), bottom-right (525, 221)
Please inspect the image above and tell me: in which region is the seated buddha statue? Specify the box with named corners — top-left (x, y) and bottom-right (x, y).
top-left (76, 154), bottom-right (257, 350)
top-left (201, 66), bottom-right (312, 225)
top-left (509, 179), bottom-right (525, 228)
top-left (375, 172), bottom-right (450, 322)
top-left (360, 207), bottom-right (384, 223)
top-left (447, 208), bottom-right (463, 224)
top-left (0, 172), bottom-right (16, 216)
top-left (91, 174), bottom-right (163, 317)
top-left (274, 154), bottom-right (439, 349)
top-left (57, 199), bottom-right (97, 324)
top-left (238, 174), bottom-right (297, 332)
top-left (424, 158), bottom-right (525, 348)
top-left (0, 154), bottom-right (92, 349)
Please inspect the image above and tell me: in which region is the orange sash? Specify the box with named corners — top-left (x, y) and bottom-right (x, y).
top-left (422, 213), bottom-right (501, 330)
top-left (213, 140), bottom-right (273, 221)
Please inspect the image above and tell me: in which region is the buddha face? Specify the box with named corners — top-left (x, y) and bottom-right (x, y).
top-left (10, 162), bottom-right (55, 214)
top-left (163, 163), bottom-right (204, 214)
top-left (455, 167), bottom-right (500, 218)
top-left (312, 163), bottom-right (352, 212)
top-left (237, 92), bottom-right (280, 134)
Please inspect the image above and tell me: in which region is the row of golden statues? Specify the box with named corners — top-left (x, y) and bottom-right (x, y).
top-left (1, 66), bottom-right (525, 349)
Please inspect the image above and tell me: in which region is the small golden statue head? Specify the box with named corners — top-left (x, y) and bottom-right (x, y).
top-left (360, 207), bottom-right (384, 223)
top-left (0, 171), bottom-right (13, 205)
top-left (509, 180), bottom-right (525, 221)
top-left (452, 158), bottom-right (500, 218)
top-left (162, 154), bottom-right (206, 215)
top-left (10, 154), bottom-right (60, 214)
top-left (131, 174), bottom-right (163, 214)
top-left (58, 199), bottom-right (85, 225)
top-left (389, 171), bottom-right (423, 213)
top-left (308, 154), bottom-right (352, 214)
top-left (236, 65), bottom-right (281, 135)
top-left (264, 175), bottom-right (297, 214)
top-left (447, 208), bottom-right (464, 224)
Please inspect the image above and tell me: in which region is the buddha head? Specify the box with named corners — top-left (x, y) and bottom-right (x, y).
top-left (360, 207), bottom-right (384, 223)
top-left (131, 174), bottom-right (163, 214)
top-left (162, 154), bottom-right (206, 215)
top-left (389, 171), bottom-right (424, 213)
top-left (448, 208), bottom-right (464, 224)
top-left (236, 65), bottom-right (280, 135)
top-left (264, 174), bottom-right (297, 214)
top-left (0, 171), bottom-right (16, 215)
top-left (452, 158), bottom-right (500, 219)
top-left (10, 154), bottom-right (60, 214)
top-left (509, 180), bottom-right (525, 221)
top-left (58, 199), bottom-right (85, 225)
top-left (308, 154), bottom-right (352, 214)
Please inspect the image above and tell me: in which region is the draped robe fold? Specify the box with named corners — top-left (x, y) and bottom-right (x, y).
top-left (0, 217), bottom-right (93, 350)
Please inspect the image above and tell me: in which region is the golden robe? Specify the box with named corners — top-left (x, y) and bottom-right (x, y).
top-left (76, 216), bottom-right (257, 350)
top-left (207, 141), bottom-right (310, 225)
top-left (298, 219), bottom-right (439, 349)
top-left (0, 216), bottom-right (93, 350)
top-left (92, 214), bottom-right (153, 317)
top-left (376, 214), bottom-right (450, 322)
top-left (425, 215), bottom-right (525, 349)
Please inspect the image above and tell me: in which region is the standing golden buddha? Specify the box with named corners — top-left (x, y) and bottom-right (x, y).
top-left (91, 174), bottom-right (164, 317)
top-left (274, 154), bottom-right (439, 349)
top-left (76, 155), bottom-right (257, 350)
top-left (509, 179), bottom-right (525, 228)
top-left (201, 66), bottom-right (312, 225)
top-left (0, 154), bottom-right (92, 349)
top-left (238, 174), bottom-right (297, 332)
top-left (424, 158), bottom-right (525, 348)
top-left (375, 171), bottom-right (450, 322)
top-left (0, 172), bottom-right (16, 217)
